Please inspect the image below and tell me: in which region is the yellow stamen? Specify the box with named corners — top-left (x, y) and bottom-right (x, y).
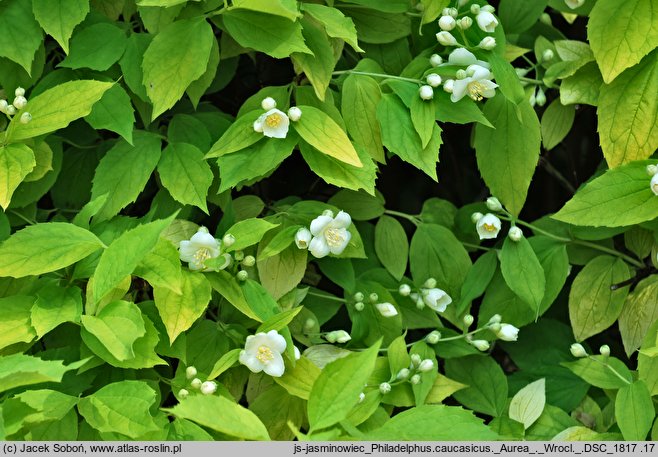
top-left (483, 223), bottom-right (497, 232)
top-left (265, 113), bottom-right (282, 128)
top-left (256, 345), bottom-right (274, 363)
top-left (468, 81), bottom-right (486, 101)
top-left (324, 228), bottom-right (345, 247)
top-left (194, 248), bottom-right (212, 263)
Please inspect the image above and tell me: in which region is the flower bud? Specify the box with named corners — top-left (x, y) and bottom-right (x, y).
top-left (489, 322), bottom-right (501, 333)
top-left (253, 119), bottom-right (263, 133)
top-left (438, 15), bottom-right (456, 31)
top-left (375, 302), bottom-right (398, 317)
top-left (447, 7), bottom-right (458, 17)
top-left (443, 79), bottom-right (454, 93)
top-left (6, 105), bottom-right (16, 115)
top-left (322, 209), bottom-right (334, 217)
top-left (19, 112), bottom-right (31, 124)
top-left (261, 97), bottom-right (277, 110)
top-left (488, 314), bottom-right (502, 324)
top-left (418, 359), bottom-right (434, 372)
top-left (456, 69), bottom-right (468, 79)
top-left (190, 378), bottom-right (202, 389)
top-left (354, 301), bottom-right (365, 311)
top-left (397, 368), bottom-right (410, 380)
top-left (542, 49), bottom-right (554, 62)
top-left (358, 392), bottom-right (365, 403)
top-left (459, 17), bottom-right (473, 29)
top-left (651, 174), bottom-right (658, 196)
top-left (471, 340), bottom-right (490, 351)
top-left (486, 196), bottom-right (502, 212)
top-left (379, 382), bottom-right (392, 394)
top-left (570, 343), bottom-right (587, 358)
top-left (304, 318), bottom-right (316, 330)
top-left (295, 227), bottom-right (312, 249)
top-left (334, 330), bottom-right (352, 344)
top-left (294, 345), bottom-right (301, 360)
top-left (508, 226), bottom-right (523, 242)
top-left (540, 12), bottom-right (552, 25)
top-left (233, 250), bottom-right (244, 261)
top-left (415, 297), bottom-right (425, 310)
top-left (13, 95), bottom-right (26, 109)
top-left (186, 366), bottom-right (198, 379)
top-left (529, 89), bottom-right (537, 107)
top-left (236, 270), bottom-right (248, 281)
top-left (410, 374), bottom-right (421, 385)
top-left (430, 54), bottom-right (443, 67)
top-left (599, 345), bottom-right (610, 356)
top-left (470, 4), bottom-right (480, 14)
top-left (419, 85), bottom-right (434, 101)
top-left (288, 106), bottom-right (302, 122)
top-left (0, 99), bottom-right (8, 113)
top-left (515, 68), bottom-right (529, 77)
top-left (410, 353), bottom-right (422, 366)
top-left (463, 314), bottom-right (474, 327)
top-left (369, 293), bottom-right (379, 303)
top-left (471, 212), bottom-right (484, 223)
top-left (442, 7), bottom-right (451, 16)
top-left (436, 31), bottom-right (457, 46)
top-left (325, 332), bottom-right (337, 343)
top-left (178, 388), bottom-right (189, 399)
top-left (424, 278), bottom-right (437, 289)
top-left (354, 292), bottom-right (365, 302)
top-left (481, 5), bottom-right (495, 13)
top-left (476, 11), bottom-right (498, 32)
top-left (478, 36), bottom-right (496, 50)
top-left (426, 330), bottom-right (441, 344)
top-left (222, 233), bottom-right (235, 247)
top-left (398, 284), bottom-right (412, 296)
top-left (200, 381), bottom-right (217, 395)
top-left (14, 87), bottom-right (25, 97)
top-left (564, 0), bottom-right (585, 9)
top-left (646, 164), bottom-right (658, 176)
top-left (496, 324), bottom-right (519, 341)
top-left (426, 73), bottom-right (442, 88)
top-left (535, 87), bottom-right (547, 107)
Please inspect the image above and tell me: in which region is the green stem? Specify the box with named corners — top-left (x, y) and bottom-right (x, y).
top-left (8, 210), bottom-right (36, 225)
top-left (383, 209), bottom-right (421, 225)
top-left (519, 76), bottom-right (543, 85)
top-left (587, 355), bottom-right (632, 386)
top-left (305, 290), bottom-right (344, 303)
top-left (332, 70), bottom-right (422, 85)
top-left (463, 242), bottom-right (492, 252)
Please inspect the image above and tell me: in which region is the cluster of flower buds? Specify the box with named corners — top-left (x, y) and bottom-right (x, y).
top-left (252, 97), bottom-right (301, 139)
top-left (471, 197), bottom-right (525, 242)
top-left (404, 277), bottom-right (453, 313)
top-left (0, 87), bottom-right (31, 123)
top-left (178, 365), bottom-right (217, 400)
top-left (325, 330), bottom-right (352, 344)
top-left (647, 164), bottom-right (658, 196)
top-left (394, 353), bottom-right (436, 387)
top-left (295, 209), bottom-right (352, 258)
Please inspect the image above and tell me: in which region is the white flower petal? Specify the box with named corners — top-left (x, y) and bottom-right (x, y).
top-left (309, 236), bottom-right (330, 258)
top-left (451, 79), bottom-right (470, 102)
top-left (261, 108), bottom-right (289, 139)
top-left (328, 229), bottom-right (351, 255)
top-left (467, 64), bottom-right (493, 80)
top-left (263, 352), bottom-right (285, 377)
top-left (332, 210), bottom-right (352, 229)
top-left (448, 48), bottom-right (477, 66)
top-left (266, 330), bottom-right (287, 353)
top-left (239, 352), bottom-right (264, 373)
top-left (310, 215), bottom-right (333, 236)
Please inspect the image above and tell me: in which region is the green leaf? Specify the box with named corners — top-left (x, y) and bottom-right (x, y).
top-left (91, 131), bottom-right (162, 221)
top-left (615, 380), bottom-right (654, 440)
top-left (425, 372), bottom-right (468, 404)
top-left (59, 22), bottom-right (128, 71)
top-left (618, 276), bottom-right (658, 356)
top-left (0, 354), bottom-right (86, 394)
top-left (222, 9), bottom-right (311, 59)
top-left (0, 144), bottom-right (36, 210)
top-left (500, 236), bottom-right (546, 316)
top-left (206, 271), bottom-right (260, 321)
top-left (377, 94), bottom-right (441, 180)
top-left (119, 32), bottom-right (151, 102)
top-left (374, 215), bottom-right (408, 281)
top-left (5, 80), bottom-right (113, 141)
top-left (434, 90), bottom-right (493, 127)
top-left (186, 36), bottom-right (219, 109)
top-left (12, 389), bottom-right (78, 430)
top-left (166, 395), bottom-right (269, 440)
top-left (341, 75), bottom-right (384, 162)
top-left (207, 348), bottom-right (241, 380)
top-left (560, 62), bottom-right (603, 106)
top-left (562, 355), bottom-right (633, 389)
top-left (409, 223), bottom-right (471, 301)
top-left (142, 17), bottom-right (214, 119)
top-left (638, 319), bottom-right (658, 395)
top-left (224, 218), bottom-right (279, 251)
top-left (231, 0), bottom-right (300, 21)
top-left (23, 141), bottom-right (52, 183)
top-left (475, 96), bottom-right (541, 216)
top-left (569, 255), bottom-right (631, 341)
top-left (31, 284), bottom-right (83, 337)
top-left (250, 385), bottom-right (305, 441)
top-left (81, 301), bottom-right (146, 361)
top-left (328, 189), bottom-right (384, 221)
top-left (78, 380), bottom-right (159, 439)
top-left (508, 378), bottom-right (545, 429)
top-left (0, 0), bottom-right (43, 73)
top-left (488, 52), bottom-right (526, 105)
top-left (134, 237), bottom-right (183, 294)
top-left (410, 95), bottom-right (436, 148)
top-left (348, 9), bottom-right (410, 44)
top-left (85, 84), bottom-right (135, 143)
top-left (206, 111), bottom-right (264, 158)
top-left (598, 52), bottom-right (658, 168)
top-left (258, 226), bottom-right (300, 260)
top-left (153, 270), bottom-right (211, 344)
top-left (301, 4), bottom-right (362, 52)
top-left (157, 143), bottom-right (213, 213)
top-left (366, 405), bottom-right (497, 440)
top-left (0, 222), bottom-right (104, 277)
top-left (291, 18), bottom-right (334, 101)
top-left (257, 244), bottom-right (307, 300)
top-left (93, 214), bottom-right (174, 303)
top-left (498, 0), bottom-right (548, 34)
top-left (445, 355), bottom-right (508, 417)
top-left (293, 105), bottom-right (362, 167)
top-left (0, 295), bottom-right (36, 350)
top-left (32, 0), bottom-right (89, 54)
top-left (457, 250), bottom-right (498, 314)
top-left (588, 0), bottom-right (658, 83)
top-left (307, 342), bottom-right (380, 430)
top-left (541, 99), bottom-right (575, 150)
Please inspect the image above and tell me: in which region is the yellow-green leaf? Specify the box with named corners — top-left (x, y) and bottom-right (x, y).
top-left (0, 144), bottom-right (35, 210)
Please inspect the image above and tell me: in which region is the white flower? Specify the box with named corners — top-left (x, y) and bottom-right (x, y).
top-left (254, 108), bottom-right (289, 139)
top-left (599, 345), bottom-right (610, 356)
top-left (12, 95), bottom-right (26, 109)
top-left (651, 174), bottom-right (658, 196)
top-left (478, 36), bottom-right (496, 50)
top-left (443, 79), bottom-right (454, 93)
top-left (564, 0), bottom-right (585, 9)
top-left (308, 210), bottom-right (352, 258)
top-left (15, 87), bottom-right (25, 97)
top-left (508, 226), bottom-right (523, 242)
top-left (185, 366), bottom-right (197, 379)
top-left (570, 343), bottom-right (587, 358)
top-left (476, 11), bottom-right (498, 32)
top-left (261, 97), bottom-right (277, 110)
top-left (476, 213), bottom-right (502, 240)
top-left (295, 227), bottom-right (312, 249)
top-left (451, 65), bottom-right (498, 102)
top-left (444, 48), bottom-right (490, 69)
top-left (426, 73), bottom-right (442, 87)
top-left (239, 330), bottom-right (287, 377)
top-left (496, 324), bottom-right (519, 341)
top-left (438, 15), bottom-right (456, 31)
top-left (200, 381), bottom-right (217, 395)
top-left (471, 340), bottom-right (490, 351)
top-left (20, 112), bottom-right (31, 124)
top-left (422, 288), bottom-right (452, 312)
top-left (375, 302), bottom-right (398, 317)
top-left (288, 106), bottom-right (302, 122)
top-left (418, 359), bottom-right (434, 372)
top-left (436, 31), bottom-right (457, 46)
top-left (179, 227), bottom-right (221, 271)
top-left (419, 85), bottom-right (434, 100)
top-left (430, 54), bottom-right (443, 67)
